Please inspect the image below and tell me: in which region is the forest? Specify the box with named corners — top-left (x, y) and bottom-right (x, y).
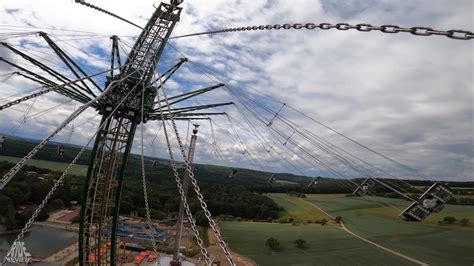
top-left (0, 161), bottom-right (281, 230)
top-left (1, 137), bottom-right (473, 230)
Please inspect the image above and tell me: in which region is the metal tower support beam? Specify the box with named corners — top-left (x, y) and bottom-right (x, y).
top-left (79, 2), bottom-right (183, 265)
top-left (79, 114), bottom-right (137, 265)
top-left (122, 3), bottom-right (182, 86)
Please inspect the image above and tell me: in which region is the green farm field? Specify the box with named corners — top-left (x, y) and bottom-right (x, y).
top-left (304, 194), bottom-right (474, 265)
top-left (222, 194), bottom-right (474, 265)
top-left (222, 221), bottom-right (416, 266)
top-left (0, 155), bottom-right (88, 176)
top-left (268, 193), bottom-right (334, 223)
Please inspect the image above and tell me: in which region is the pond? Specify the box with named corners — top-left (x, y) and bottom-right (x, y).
top-left (0, 225), bottom-right (77, 263)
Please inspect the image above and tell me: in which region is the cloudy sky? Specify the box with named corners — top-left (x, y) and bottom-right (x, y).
top-left (0, 0), bottom-right (472, 181)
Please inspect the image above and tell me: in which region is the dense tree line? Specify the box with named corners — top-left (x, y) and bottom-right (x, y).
top-left (0, 161), bottom-right (281, 230)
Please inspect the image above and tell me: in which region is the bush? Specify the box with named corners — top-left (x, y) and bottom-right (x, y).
top-left (291, 218), bottom-right (305, 226)
top-left (320, 219), bottom-right (328, 226)
top-left (293, 238), bottom-right (307, 249)
top-left (335, 216), bottom-right (343, 223)
top-left (459, 218), bottom-right (469, 226)
top-left (443, 216), bottom-right (457, 224)
top-left (265, 237), bottom-right (280, 251)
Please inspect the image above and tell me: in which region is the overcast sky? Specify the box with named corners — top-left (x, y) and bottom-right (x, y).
top-left (0, 0), bottom-right (472, 181)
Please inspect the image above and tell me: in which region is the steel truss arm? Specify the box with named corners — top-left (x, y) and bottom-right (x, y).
top-left (141, 57), bottom-right (187, 89)
top-left (153, 57), bottom-right (187, 86)
top-left (155, 83), bottom-right (225, 109)
top-left (0, 42), bottom-right (94, 100)
top-left (39, 32), bottom-right (101, 96)
top-left (0, 66), bottom-right (124, 112)
top-left (0, 58), bottom-right (92, 103)
top-left (14, 72), bottom-right (50, 86)
top-left (172, 117), bottom-right (211, 121)
top-left (150, 112), bottom-right (227, 120)
top-left (165, 102), bottom-right (233, 114)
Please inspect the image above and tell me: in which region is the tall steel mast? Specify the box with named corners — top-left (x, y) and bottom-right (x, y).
top-left (78, 2), bottom-right (183, 265)
top-left (172, 124), bottom-right (199, 265)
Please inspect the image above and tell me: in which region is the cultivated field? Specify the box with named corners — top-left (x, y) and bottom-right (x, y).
top-left (221, 221), bottom-right (415, 266)
top-left (222, 194), bottom-right (474, 265)
top-left (268, 193), bottom-right (334, 223)
top-left (0, 155), bottom-right (88, 176)
top-left (304, 194), bottom-right (474, 265)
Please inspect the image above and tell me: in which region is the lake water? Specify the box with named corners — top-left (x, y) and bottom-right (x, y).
top-left (0, 225), bottom-right (77, 264)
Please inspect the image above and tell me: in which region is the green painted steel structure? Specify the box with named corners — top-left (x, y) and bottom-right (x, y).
top-left (78, 2), bottom-right (182, 265)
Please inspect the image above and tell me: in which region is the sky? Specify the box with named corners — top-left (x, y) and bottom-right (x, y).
top-left (0, 0), bottom-right (472, 181)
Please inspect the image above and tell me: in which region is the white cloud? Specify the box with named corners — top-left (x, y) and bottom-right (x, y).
top-left (0, 0), bottom-right (472, 181)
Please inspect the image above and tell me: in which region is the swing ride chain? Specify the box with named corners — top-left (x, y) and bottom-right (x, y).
top-left (169, 159), bottom-right (213, 265)
top-left (140, 144), bottom-right (159, 256)
top-left (163, 98), bottom-right (236, 265)
top-left (154, 79), bottom-right (234, 264)
top-left (156, 117), bottom-right (212, 263)
top-left (0, 86), bottom-right (55, 111)
top-left (171, 22), bottom-right (474, 40)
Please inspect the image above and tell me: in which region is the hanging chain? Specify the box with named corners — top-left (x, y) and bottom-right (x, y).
top-left (156, 84), bottom-right (235, 265)
top-left (74, 0), bottom-right (143, 29)
top-left (171, 156), bottom-right (212, 265)
top-left (140, 85), bottom-right (159, 256)
top-left (156, 113), bottom-right (212, 263)
top-left (170, 22), bottom-right (474, 40)
top-left (2, 129), bottom-right (98, 265)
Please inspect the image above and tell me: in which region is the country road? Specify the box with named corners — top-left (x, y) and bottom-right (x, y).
top-left (303, 199), bottom-right (430, 266)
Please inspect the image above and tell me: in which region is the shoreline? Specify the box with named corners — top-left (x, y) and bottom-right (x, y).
top-left (0, 222), bottom-right (77, 260)
top-left (0, 228), bottom-right (22, 235)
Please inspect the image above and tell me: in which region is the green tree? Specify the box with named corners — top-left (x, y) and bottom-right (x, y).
top-left (0, 195), bottom-right (13, 215)
top-left (335, 216), bottom-right (343, 223)
top-left (49, 199), bottom-right (65, 212)
top-left (265, 237), bottom-right (280, 251)
top-left (195, 210), bottom-right (208, 227)
top-left (4, 206), bottom-right (18, 230)
top-left (36, 210), bottom-right (49, 222)
top-left (459, 218), bottom-right (470, 226)
top-left (293, 238), bottom-right (307, 249)
top-left (320, 218), bottom-right (328, 225)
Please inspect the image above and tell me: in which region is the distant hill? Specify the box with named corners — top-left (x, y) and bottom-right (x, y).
top-left (1, 135), bottom-right (473, 190)
top-left (0, 135), bottom-right (317, 187)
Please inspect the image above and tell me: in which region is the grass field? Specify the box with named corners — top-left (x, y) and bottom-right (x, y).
top-left (222, 221), bottom-right (416, 266)
top-left (222, 194), bottom-right (474, 265)
top-left (0, 155), bottom-right (88, 176)
top-left (303, 194), bottom-right (474, 265)
top-left (268, 194), bottom-right (335, 223)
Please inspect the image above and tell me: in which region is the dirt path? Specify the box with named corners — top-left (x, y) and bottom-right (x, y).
top-left (206, 228), bottom-right (257, 266)
top-left (339, 222), bottom-right (429, 266)
top-left (304, 200), bottom-right (429, 266)
top-left (299, 199), bottom-right (336, 220)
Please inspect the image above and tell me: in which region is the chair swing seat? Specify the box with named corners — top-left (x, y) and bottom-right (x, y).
top-left (400, 183), bottom-right (452, 221)
top-left (352, 178), bottom-right (376, 196)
